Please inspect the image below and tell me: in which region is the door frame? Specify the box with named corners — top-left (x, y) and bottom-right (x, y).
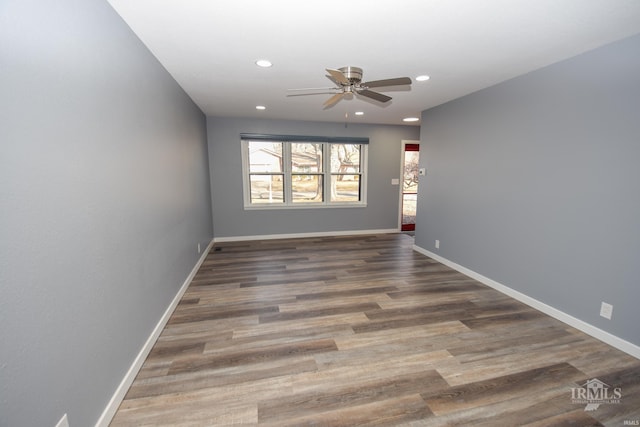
top-left (398, 140), bottom-right (420, 231)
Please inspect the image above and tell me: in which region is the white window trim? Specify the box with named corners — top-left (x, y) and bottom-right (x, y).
top-left (241, 140), bottom-right (368, 210)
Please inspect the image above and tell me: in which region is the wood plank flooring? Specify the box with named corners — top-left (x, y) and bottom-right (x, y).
top-left (110, 234), bottom-right (640, 426)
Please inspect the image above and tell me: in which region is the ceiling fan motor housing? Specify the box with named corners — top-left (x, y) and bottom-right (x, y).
top-left (338, 66), bottom-right (363, 85)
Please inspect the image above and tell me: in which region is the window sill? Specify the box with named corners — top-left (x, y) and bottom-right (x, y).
top-left (243, 203), bottom-right (367, 211)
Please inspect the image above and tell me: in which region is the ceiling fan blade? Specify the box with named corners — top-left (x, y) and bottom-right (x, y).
top-left (363, 77), bottom-right (412, 88)
top-left (326, 68), bottom-right (349, 85)
top-left (323, 92), bottom-right (345, 108)
top-left (357, 89), bottom-right (392, 103)
top-left (287, 87), bottom-right (339, 92)
top-left (287, 92), bottom-right (341, 97)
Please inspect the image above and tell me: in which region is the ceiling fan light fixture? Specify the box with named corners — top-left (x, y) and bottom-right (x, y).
top-left (416, 75), bottom-right (430, 81)
top-left (255, 59), bottom-right (272, 68)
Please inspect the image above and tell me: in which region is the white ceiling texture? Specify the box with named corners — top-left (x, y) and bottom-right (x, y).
top-left (107, 0), bottom-right (640, 126)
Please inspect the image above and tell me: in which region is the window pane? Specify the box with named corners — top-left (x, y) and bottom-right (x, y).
top-left (403, 151), bottom-right (419, 192)
top-left (330, 175), bottom-right (360, 202)
top-left (402, 193), bottom-right (417, 225)
top-left (248, 141), bottom-right (283, 173)
top-left (249, 174), bottom-right (283, 204)
top-left (292, 174), bottom-right (323, 203)
top-left (331, 144), bottom-right (360, 173)
top-left (291, 143), bottom-right (323, 173)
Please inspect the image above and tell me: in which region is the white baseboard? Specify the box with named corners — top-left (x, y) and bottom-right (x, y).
top-left (95, 238), bottom-right (216, 427)
top-left (213, 228), bottom-right (399, 243)
top-left (412, 244), bottom-right (640, 360)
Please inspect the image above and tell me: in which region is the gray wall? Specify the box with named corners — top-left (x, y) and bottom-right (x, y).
top-left (208, 116), bottom-right (419, 238)
top-left (0, 1), bottom-right (213, 426)
top-left (416, 34), bottom-right (640, 346)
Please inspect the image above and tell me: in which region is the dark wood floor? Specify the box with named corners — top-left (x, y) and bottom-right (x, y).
top-left (111, 234), bottom-right (640, 426)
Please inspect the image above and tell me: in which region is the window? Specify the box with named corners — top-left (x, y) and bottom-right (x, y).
top-left (241, 135), bottom-right (368, 209)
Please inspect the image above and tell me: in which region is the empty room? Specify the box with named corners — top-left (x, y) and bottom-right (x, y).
top-left (2, 1), bottom-right (640, 426)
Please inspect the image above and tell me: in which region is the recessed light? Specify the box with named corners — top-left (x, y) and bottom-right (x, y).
top-left (416, 75), bottom-right (430, 82)
top-left (255, 59), bottom-right (272, 68)
top-left (403, 117), bottom-right (420, 122)
top-left (256, 105), bottom-right (266, 110)
top-left (355, 111), bottom-right (364, 116)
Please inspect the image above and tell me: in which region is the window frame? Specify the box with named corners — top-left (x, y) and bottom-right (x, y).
top-left (241, 139), bottom-right (368, 210)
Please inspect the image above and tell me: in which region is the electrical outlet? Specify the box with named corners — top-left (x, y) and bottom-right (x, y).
top-left (56, 414), bottom-right (69, 427)
top-left (197, 243), bottom-right (201, 254)
top-left (600, 302), bottom-right (613, 320)
top-left (435, 240), bottom-right (440, 249)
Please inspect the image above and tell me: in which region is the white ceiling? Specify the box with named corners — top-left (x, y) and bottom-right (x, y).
top-left (107, 0), bottom-right (640, 126)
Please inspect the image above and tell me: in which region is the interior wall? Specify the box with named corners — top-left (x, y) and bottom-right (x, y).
top-left (415, 33), bottom-right (640, 347)
top-left (207, 116), bottom-right (420, 238)
top-left (0, 1), bottom-right (213, 426)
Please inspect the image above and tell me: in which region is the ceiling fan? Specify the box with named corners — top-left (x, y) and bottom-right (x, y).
top-left (287, 66), bottom-right (412, 108)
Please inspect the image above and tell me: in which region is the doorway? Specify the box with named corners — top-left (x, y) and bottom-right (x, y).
top-left (400, 142), bottom-right (420, 232)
